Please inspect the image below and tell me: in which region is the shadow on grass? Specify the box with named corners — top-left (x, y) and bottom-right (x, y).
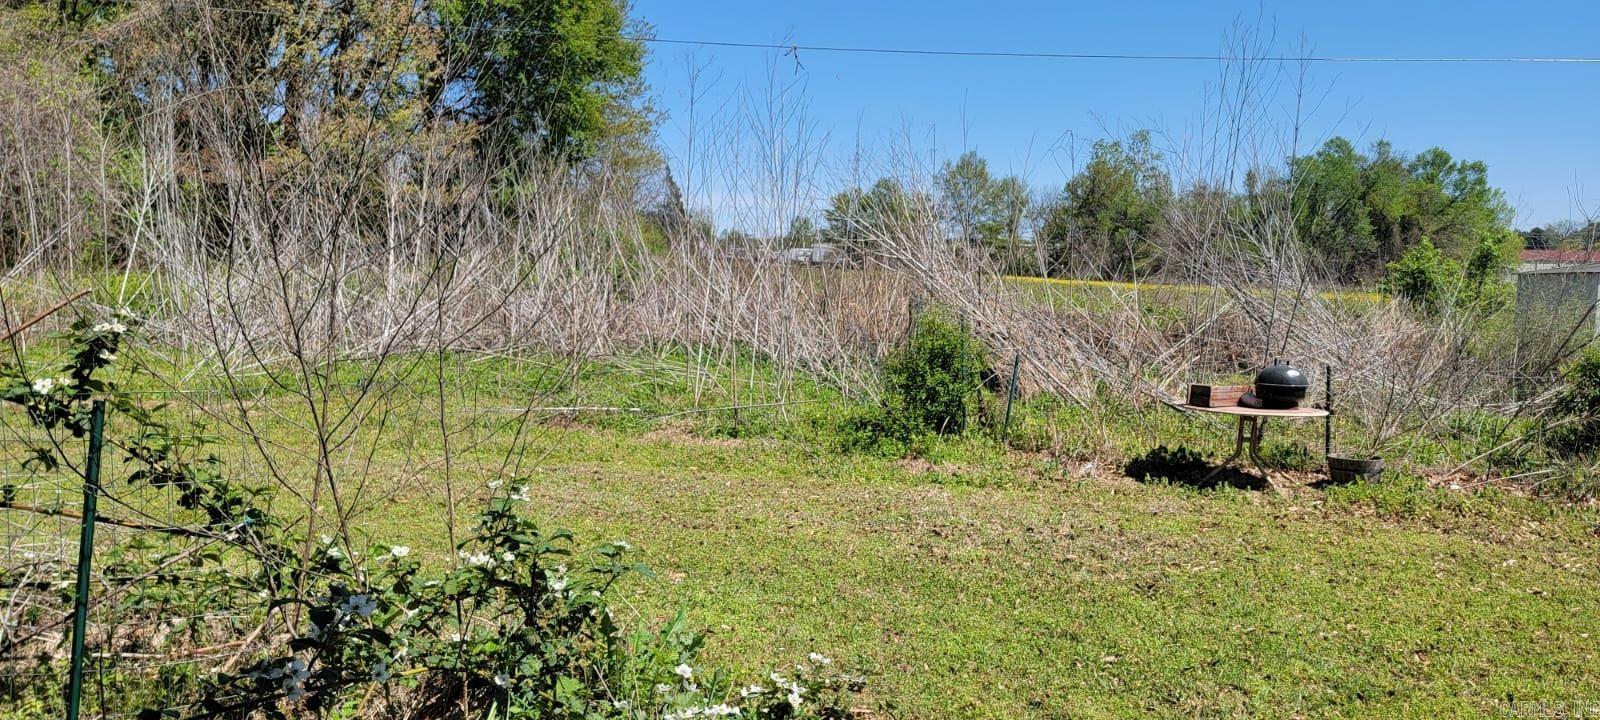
top-left (1307, 475), bottom-right (1359, 491)
top-left (1123, 445), bottom-right (1269, 492)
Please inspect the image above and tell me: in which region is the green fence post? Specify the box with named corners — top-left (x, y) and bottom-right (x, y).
top-left (1001, 351), bottom-right (1021, 444)
top-left (66, 400), bottom-right (106, 720)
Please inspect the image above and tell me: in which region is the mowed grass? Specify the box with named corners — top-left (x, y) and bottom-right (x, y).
top-left (28, 346), bottom-right (1593, 718)
top-left (341, 414), bottom-right (1599, 719)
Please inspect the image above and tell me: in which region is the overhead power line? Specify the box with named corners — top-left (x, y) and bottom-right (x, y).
top-left (192, 6), bottom-right (1600, 66)
top-left (644, 37), bottom-right (1600, 65)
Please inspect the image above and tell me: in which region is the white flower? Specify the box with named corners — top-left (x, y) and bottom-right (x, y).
top-left (654, 683), bottom-right (672, 695)
top-left (501, 551), bottom-right (516, 563)
top-left (31, 377), bottom-right (54, 394)
top-left (459, 550), bottom-right (493, 567)
top-left (807, 652), bottom-right (831, 666)
top-left (96, 320), bottom-right (128, 334)
top-left (613, 540), bottom-right (632, 551)
top-left (612, 699), bottom-right (632, 710)
top-left (98, 350), bottom-right (116, 362)
top-left (487, 480), bottom-right (503, 489)
top-left (674, 663), bottom-right (694, 680)
top-left (389, 545), bottom-right (410, 558)
top-left (550, 575), bottom-right (567, 592)
top-left (740, 684), bottom-right (765, 698)
top-left (369, 662), bottom-right (389, 682)
top-left (706, 704), bottom-right (740, 717)
top-left (319, 534), bottom-right (333, 545)
top-left (510, 485), bottom-right (530, 501)
top-left (342, 594), bottom-right (376, 618)
top-left (493, 673), bottom-right (510, 688)
top-left (787, 689), bottom-right (803, 707)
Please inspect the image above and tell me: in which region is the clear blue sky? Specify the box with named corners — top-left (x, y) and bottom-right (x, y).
top-left (635, 0), bottom-right (1598, 229)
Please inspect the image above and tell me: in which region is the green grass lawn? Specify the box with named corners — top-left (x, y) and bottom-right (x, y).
top-left (10, 343), bottom-right (1596, 718)
top-left (349, 417), bottom-right (1599, 719)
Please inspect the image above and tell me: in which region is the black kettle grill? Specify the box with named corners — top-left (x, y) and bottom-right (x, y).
top-left (1252, 360), bottom-right (1309, 409)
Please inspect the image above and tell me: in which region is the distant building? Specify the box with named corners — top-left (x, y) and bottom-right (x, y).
top-left (782, 243), bottom-right (847, 266)
top-left (1516, 249), bottom-right (1600, 352)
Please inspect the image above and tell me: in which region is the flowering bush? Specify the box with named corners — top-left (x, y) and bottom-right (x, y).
top-left (1, 314), bottom-right (864, 720)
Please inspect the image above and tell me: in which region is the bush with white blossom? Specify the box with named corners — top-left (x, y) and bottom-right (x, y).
top-left (2, 315), bottom-right (863, 720)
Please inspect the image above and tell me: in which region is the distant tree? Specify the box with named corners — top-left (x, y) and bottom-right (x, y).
top-left (785, 216), bottom-right (819, 248)
top-left (1036, 131), bottom-right (1170, 278)
top-left (641, 164), bottom-right (689, 241)
top-left (435, 0), bottom-right (655, 159)
top-left (822, 178), bottom-right (920, 249)
top-left (1288, 138), bottom-right (1378, 281)
top-left (1382, 238), bottom-right (1457, 314)
top-left (936, 151), bottom-right (1029, 256)
top-left (1291, 138), bottom-right (1515, 281)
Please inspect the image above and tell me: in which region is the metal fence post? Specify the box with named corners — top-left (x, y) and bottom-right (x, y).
top-left (1323, 366), bottom-right (1333, 458)
top-left (1001, 350), bottom-right (1021, 444)
top-left (66, 400), bottom-right (106, 720)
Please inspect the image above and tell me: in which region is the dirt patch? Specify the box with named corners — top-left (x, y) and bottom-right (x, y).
top-left (642, 421), bottom-right (757, 449)
top-left (893, 457), bottom-right (984, 476)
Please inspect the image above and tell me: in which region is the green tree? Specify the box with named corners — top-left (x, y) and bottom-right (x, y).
top-left (1290, 138), bottom-right (1514, 281)
top-left (1037, 131), bottom-right (1170, 278)
top-left (1381, 238), bottom-right (1459, 314)
top-left (1290, 138), bottom-right (1378, 280)
top-left (785, 216), bottom-right (819, 248)
top-left (937, 151), bottom-right (1029, 256)
top-left (436, 0), bottom-right (654, 159)
top-left (822, 178), bottom-right (921, 248)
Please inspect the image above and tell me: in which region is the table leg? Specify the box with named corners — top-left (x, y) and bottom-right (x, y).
top-left (1245, 417), bottom-right (1281, 491)
top-left (1200, 416), bottom-right (1249, 483)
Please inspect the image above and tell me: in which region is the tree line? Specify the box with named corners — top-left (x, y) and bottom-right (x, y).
top-left (800, 131), bottom-right (1523, 287)
top-left (3, 0), bottom-right (1532, 295)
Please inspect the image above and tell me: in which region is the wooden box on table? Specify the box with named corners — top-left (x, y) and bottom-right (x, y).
top-left (1186, 383), bottom-right (1250, 408)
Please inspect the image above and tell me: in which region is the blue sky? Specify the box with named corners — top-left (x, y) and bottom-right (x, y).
top-left (634, 0), bottom-right (1598, 229)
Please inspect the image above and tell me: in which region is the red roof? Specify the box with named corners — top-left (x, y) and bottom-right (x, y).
top-left (1521, 249), bottom-right (1600, 264)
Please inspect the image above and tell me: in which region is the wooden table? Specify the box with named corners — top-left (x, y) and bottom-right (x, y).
top-left (1177, 404), bottom-right (1329, 487)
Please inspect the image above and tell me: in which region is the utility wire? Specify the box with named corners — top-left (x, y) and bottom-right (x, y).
top-left (196, 6), bottom-right (1600, 66)
top-left (645, 37), bottom-right (1600, 65)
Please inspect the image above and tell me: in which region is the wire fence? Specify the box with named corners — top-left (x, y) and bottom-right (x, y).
top-left (0, 352), bottom-right (633, 719)
top-left (0, 394), bottom-right (266, 720)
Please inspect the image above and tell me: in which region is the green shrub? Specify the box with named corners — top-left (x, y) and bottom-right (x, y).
top-left (1547, 344), bottom-right (1600, 458)
top-left (1381, 235), bottom-right (1515, 317)
top-left (837, 308), bottom-right (986, 454)
top-left (1381, 239), bottom-right (1458, 314)
top-left (836, 404), bottom-right (911, 456)
top-left (881, 308), bottom-right (985, 436)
